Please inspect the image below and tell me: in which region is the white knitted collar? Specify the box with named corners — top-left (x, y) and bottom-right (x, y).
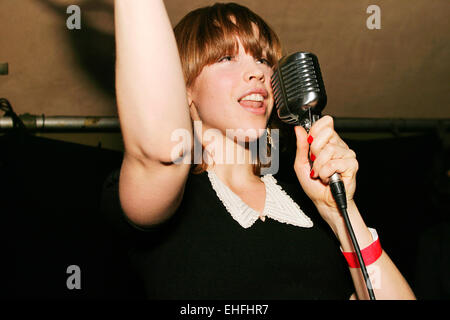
top-left (206, 169), bottom-right (313, 229)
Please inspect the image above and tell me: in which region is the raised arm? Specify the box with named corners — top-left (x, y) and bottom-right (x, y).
top-left (114, 0), bottom-right (193, 227)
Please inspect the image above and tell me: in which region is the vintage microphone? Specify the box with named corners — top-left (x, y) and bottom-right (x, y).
top-left (271, 52), bottom-right (376, 300)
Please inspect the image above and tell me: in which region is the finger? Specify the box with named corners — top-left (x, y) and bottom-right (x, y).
top-left (315, 158), bottom-right (359, 184)
top-left (309, 115), bottom-right (348, 149)
top-left (309, 115), bottom-right (334, 139)
top-left (311, 144), bottom-right (356, 178)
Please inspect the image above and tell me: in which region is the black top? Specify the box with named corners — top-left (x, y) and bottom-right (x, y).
top-left (100, 168), bottom-right (354, 300)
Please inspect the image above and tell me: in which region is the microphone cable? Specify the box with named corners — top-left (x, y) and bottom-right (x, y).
top-left (308, 110), bottom-right (376, 300)
top-left (329, 174), bottom-right (376, 300)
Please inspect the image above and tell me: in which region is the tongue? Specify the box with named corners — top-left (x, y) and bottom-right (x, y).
top-left (239, 100), bottom-right (263, 108)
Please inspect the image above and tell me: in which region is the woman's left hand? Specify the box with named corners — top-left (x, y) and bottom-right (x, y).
top-left (293, 116), bottom-right (358, 224)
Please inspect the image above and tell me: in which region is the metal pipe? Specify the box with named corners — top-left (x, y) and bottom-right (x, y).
top-left (0, 115), bottom-right (119, 132)
top-left (333, 118), bottom-right (450, 133)
top-left (0, 114), bottom-right (449, 133)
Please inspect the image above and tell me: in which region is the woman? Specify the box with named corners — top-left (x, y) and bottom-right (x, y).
top-left (106, 0), bottom-right (415, 300)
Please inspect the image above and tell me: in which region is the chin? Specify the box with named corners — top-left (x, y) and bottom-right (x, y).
top-left (224, 121), bottom-right (268, 143)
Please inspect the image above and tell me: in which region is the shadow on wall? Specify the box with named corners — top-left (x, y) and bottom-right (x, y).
top-left (38, 0), bottom-right (116, 98)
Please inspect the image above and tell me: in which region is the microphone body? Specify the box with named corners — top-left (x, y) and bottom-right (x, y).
top-left (271, 52), bottom-right (345, 209)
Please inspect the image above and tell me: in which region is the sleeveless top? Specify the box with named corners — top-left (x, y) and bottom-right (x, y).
top-left (100, 168), bottom-right (354, 300)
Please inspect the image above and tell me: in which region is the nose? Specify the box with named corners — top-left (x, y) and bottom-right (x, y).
top-left (244, 61), bottom-right (265, 83)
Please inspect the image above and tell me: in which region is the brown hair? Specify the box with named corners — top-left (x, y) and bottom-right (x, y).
top-left (173, 2), bottom-right (292, 175)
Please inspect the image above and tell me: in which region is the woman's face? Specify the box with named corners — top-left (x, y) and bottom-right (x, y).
top-left (187, 38), bottom-right (274, 142)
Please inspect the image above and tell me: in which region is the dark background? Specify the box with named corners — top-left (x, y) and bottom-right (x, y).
top-left (1, 129), bottom-right (448, 299)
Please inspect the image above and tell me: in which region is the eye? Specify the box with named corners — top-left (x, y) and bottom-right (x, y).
top-left (256, 57), bottom-right (271, 66)
top-left (218, 55), bottom-right (234, 63)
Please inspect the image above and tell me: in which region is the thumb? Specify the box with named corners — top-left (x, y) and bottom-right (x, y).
top-left (294, 125), bottom-right (310, 167)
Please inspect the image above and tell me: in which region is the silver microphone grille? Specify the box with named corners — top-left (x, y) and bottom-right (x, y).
top-left (271, 52), bottom-right (327, 126)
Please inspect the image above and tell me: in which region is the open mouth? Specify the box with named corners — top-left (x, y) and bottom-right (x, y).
top-left (238, 93), bottom-right (266, 115)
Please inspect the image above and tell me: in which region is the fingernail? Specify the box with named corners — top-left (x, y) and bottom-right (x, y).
top-left (307, 135), bottom-right (314, 144)
top-left (310, 153), bottom-right (316, 161)
top-left (310, 169), bottom-right (315, 178)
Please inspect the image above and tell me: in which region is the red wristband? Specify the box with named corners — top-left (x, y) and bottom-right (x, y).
top-left (342, 228), bottom-right (382, 268)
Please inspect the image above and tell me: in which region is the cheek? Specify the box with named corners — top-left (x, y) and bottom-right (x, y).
top-left (266, 77), bottom-right (275, 113)
top-left (196, 74), bottom-right (236, 112)
top-left (211, 71), bottom-right (236, 98)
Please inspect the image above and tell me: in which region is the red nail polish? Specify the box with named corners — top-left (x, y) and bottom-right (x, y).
top-left (310, 153), bottom-right (316, 161)
top-left (307, 135), bottom-right (314, 144)
top-left (310, 169), bottom-right (315, 178)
